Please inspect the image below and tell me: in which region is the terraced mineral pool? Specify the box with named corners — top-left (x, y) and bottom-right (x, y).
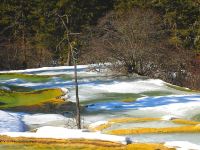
top-left (193, 113), bottom-right (200, 122)
top-left (104, 121), bottom-right (184, 131)
top-left (0, 88), bottom-right (63, 109)
top-left (0, 73), bottom-right (52, 83)
top-left (85, 94), bottom-right (200, 118)
top-left (0, 65), bottom-right (200, 147)
top-left (128, 133), bottom-right (200, 145)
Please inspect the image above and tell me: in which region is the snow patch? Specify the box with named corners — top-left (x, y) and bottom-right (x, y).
top-left (89, 79), bottom-right (166, 94)
top-left (0, 65), bottom-right (88, 74)
top-left (0, 111), bottom-right (25, 133)
top-left (0, 78), bottom-right (25, 84)
top-left (0, 86), bottom-right (11, 91)
top-left (161, 115), bottom-right (179, 121)
top-left (60, 88), bottom-right (70, 100)
top-left (23, 114), bottom-right (68, 125)
top-left (60, 88), bottom-right (69, 94)
top-left (1, 126), bottom-right (131, 145)
top-left (140, 95), bottom-right (200, 117)
top-left (86, 94), bottom-right (200, 118)
top-left (165, 141), bottom-right (200, 150)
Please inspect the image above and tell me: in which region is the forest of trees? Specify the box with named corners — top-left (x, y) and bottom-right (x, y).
top-left (0, 0), bottom-right (114, 69)
top-left (0, 0), bottom-right (199, 89)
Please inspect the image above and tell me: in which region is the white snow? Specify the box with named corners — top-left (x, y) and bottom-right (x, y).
top-left (0, 111), bottom-right (25, 133)
top-left (1, 126), bottom-right (131, 144)
top-left (139, 95), bottom-right (200, 118)
top-left (60, 88), bottom-right (70, 100)
top-left (86, 94), bottom-right (200, 116)
top-left (0, 64), bottom-right (104, 76)
top-left (0, 64), bottom-right (200, 145)
top-left (23, 114), bottom-right (68, 126)
top-left (0, 65), bottom-right (88, 74)
top-left (161, 115), bottom-right (179, 121)
top-left (0, 86), bottom-right (11, 91)
top-left (88, 79), bottom-right (166, 94)
top-left (165, 141), bottom-right (200, 150)
top-left (60, 88), bottom-right (69, 94)
top-left (0, 78), bottom-right (25, 84)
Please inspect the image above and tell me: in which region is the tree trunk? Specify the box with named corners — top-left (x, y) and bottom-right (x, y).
top-left (67, 50), bottom-right (72, 66)
top-left (22, 26), bottom-right (27, 69)
top-left (74, 60), bottom-right (81, 129)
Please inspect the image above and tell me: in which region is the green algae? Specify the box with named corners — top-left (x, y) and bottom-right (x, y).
top-left (0, 73), bottom-right (51, 83)
top-left (81, 91), bottom-right (175, 105)
top-left (0, 88), bottom-right (63, 109)
top-left (166, 83), bottom-right (197, 93)
top-left (192, 113), bottom-right (200, 121)
top-left (0, 83), bottom-right (33, 92)
top-left (81, 93), bottom-right (141, 105)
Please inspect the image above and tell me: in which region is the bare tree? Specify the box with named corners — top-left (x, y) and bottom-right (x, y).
top-left (81, 8), bottom-right (194, 88)
top-left (57, 14), bottom-right (81, 129)
top-left (82, 8), bottom-right (165, 75)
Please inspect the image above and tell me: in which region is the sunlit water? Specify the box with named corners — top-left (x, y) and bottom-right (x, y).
top-left (105, 121), bottom-right (183, 131)
top-left (128, 133), bottom-right (200, 145)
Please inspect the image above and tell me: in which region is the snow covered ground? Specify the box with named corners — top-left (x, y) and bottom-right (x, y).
top-left (0, 65), bottom-right (200, 149)
top-left (0, 111), bottom-right (25, 133)
top-left (165, 141), bottom-right (200, 150)
top-left (86, 94), bottom-right (200, 118)
top-left (0, 65), bottom-right (88, 75)
top-left (1, 126), bottom-right (130, 145)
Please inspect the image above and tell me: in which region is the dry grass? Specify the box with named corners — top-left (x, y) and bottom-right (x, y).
top-left (0, 135), bottom-right (124, 149)
top-left (90, 117), bottom-right (200, 132)
top-left (109, 117), bottom-right (160, 123)
top-left (126, 143), bottom-right (174, 150)
top-left (107, 125), bottom-right (200, 135)
top-left (91, 123), bottom-right (113, 131)
top-left (90, 117), bottom-right (161, 131)
top-left (0, 135), bottom-right (172, 150)
top-left (172, 119), bottom-right (200, 125)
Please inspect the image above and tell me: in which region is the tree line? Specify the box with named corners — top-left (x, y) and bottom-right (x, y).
top-left (0, 0), bottom-right (114, 69)
top-left (0, 0), bottom-right (199, 89)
